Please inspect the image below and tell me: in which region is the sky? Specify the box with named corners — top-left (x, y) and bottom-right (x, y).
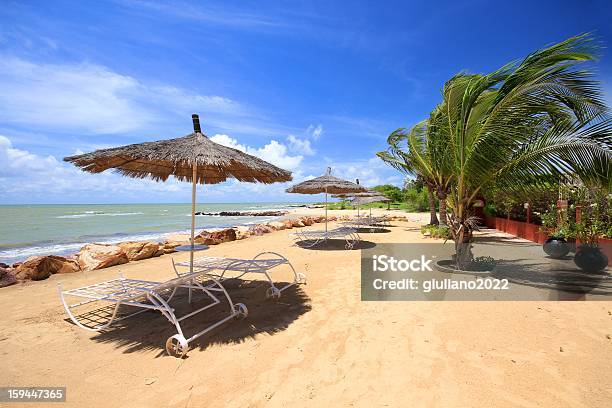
top-left (1, 0), bottom-right (611, 204)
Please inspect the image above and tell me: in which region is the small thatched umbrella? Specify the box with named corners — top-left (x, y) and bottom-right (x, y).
top-left (286, 168), bottom-right (366, 231)
top-left (65, 114), bottom-right (292, 273)
top-left (332, 189), bottom-right (381, 218)
top-left (351, 195), bottom-right (391, 216)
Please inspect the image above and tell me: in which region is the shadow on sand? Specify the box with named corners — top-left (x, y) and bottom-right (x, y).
top-left (68, 280), bottom-right (311, 357)
top-left (295, 239), bottom-right (376, 251)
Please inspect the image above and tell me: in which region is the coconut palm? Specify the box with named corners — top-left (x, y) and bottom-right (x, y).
top-left (377, 107), bottom-right (454, 226)
top-left (438, 34), bottom-right (611, 265)
top-left (377, 127), bottom-right (439, 225)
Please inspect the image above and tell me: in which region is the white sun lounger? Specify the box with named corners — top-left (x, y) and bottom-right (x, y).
top-left (291, 226), bottom-right (360, 249)
top-left (340, 215), bottom-right (390, 230)
top-left (58, 271), bottom-right (247, 358)
top-left (174, 252), bottom-right (306, 299)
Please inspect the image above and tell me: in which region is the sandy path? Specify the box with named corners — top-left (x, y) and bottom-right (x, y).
top-left (0, 211), bottom-right (610, 407)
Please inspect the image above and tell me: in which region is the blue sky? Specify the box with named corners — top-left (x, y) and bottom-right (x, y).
top-left (1, 0), bottom-right (611, 204)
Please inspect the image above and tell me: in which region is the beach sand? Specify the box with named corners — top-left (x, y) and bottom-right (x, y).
top-left (1, 209), bottom-right (610, 407)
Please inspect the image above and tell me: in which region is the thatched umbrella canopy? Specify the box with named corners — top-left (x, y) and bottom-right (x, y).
top-left (332, 190), bottom-right (382, 217)
top-left (65, 114), bottom-right (292, 272)
top-left (351, 195), bottom-right (391, 216)
top-left (286, 168), bottom-right (366, 231)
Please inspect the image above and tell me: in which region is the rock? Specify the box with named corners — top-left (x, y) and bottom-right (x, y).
top-left (12, 262), bottom-right (22, 269)
top-left (194, 210), bottom-right (288, 217)
top-left (300, 217), bottom-right (314, 226)
top-left (250, 224), bottom-right (274, 236)
top-left (291, 219), bottom-right (305, 228)
top-left (194, 228), bottom-right (236, 245)
top-left (233, 226), bottom-right (251, 240)
top-left (268, 221), bottom-right (286, 230)
top-left (119, 241), bottom-right (160, 261)
top-left (0, 262), bottom-right (9, 269)
top-left (282, 220), bottom-right (294, 229)
top-left (0, 267), bottom-right (17, 288)
top-left (14, 255), bottom-right (80, 281)
top-left (160, 241), bottom-right (182, 254)
top-left (78, 244), bottom-right (129, 271)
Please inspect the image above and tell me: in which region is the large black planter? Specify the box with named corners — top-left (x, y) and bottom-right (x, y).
top-left (574, 245), bottom-right (608, 273)
top-left (543, 237), bottom-right (570, 259)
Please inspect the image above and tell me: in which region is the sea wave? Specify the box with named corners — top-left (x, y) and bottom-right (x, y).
top-left (56, 212), bottom-right (144, 219)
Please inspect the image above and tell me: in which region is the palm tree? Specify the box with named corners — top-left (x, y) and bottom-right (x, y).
top-left (378, 107), bottom-right (454, 226)
top-left (439, 34), bottom-right (611, 266)
top-left (377, 126), bottom-right (440, 225)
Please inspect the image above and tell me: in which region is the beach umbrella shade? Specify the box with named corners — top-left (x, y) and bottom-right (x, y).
top-left (64, 114), bottom-right (292, 273)
top-left (285, 168), bottom-right (367, 231)
top-left (351, 195), bottom-right (391, 216)
top-left (332, 189), bottom-right (381, 218)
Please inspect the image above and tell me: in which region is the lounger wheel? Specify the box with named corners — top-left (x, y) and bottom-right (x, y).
top-left (166, 334), bottom-right (189, 358)
top-left (345, 242), bottom-right (354, 250)
top-left (235, 303), bottom-right (248, 318)
top-left (265, 286), bottom-right (282, 299)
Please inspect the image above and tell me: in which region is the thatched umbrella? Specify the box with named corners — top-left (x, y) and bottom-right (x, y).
top-left (64, 114), bottom-right (292, 273)
top-left (351, 195), bottom-right (391, 216)
top-left (286, 168), bottom-right (366, 231)
top-left (332, 189), bottom-right (382, 218)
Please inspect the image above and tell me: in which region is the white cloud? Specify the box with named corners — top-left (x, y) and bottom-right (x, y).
top-left (324, 157), bottom-right (402, 188)
top-left (306, 124), bottom-right (324, 140)
top-left (286, 134), bottom-right (315, 155)
top-left (210, 133), bottom-right (303, 170)
top-left (0, 57), bottom-right (246, 135)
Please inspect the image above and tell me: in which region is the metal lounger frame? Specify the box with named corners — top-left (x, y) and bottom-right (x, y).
top-left (58, 272), bottom-right (247, 358)
top-left (291, 227), bottom-right (360, 249)
top-left (173, 252), bottom-right (306, 300)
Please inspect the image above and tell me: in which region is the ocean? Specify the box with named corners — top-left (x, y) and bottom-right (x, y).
top-left (0, 203), bottom-right (304, 264)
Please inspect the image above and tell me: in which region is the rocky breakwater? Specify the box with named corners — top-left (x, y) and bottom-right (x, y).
top-left (194, 210), bottom-right (288, 217)
top-left (1, 213), bottom-right (407, 287)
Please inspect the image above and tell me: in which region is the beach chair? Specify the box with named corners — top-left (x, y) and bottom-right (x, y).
top-left (291, 226), bottom-right (360, 249)
top-left (58, 271), bottom-right (247, 358)
top-left (173, 252), bottom-right (306, 299)
top-left (340, 215), bottom-right (390, 231)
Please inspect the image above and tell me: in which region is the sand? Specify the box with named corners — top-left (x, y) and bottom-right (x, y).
top-left (1, 209), bottom-right (610, 407)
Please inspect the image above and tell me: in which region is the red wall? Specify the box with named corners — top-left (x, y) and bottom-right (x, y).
top-left (485, 216), bottom-right (546, 244)
top-left (485, 216), bottom-right (612, 265)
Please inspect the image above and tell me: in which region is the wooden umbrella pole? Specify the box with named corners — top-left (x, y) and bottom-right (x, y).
top-left (325, 186), bottom-right (328, 233)
top-left (190, 163), bottom-right (197, 274)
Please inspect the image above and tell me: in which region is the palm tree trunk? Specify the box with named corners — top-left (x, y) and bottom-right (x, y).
top-left (427, 185), bottom-right (439, 225)
top-left (438, 192), bottom-right (447, 227)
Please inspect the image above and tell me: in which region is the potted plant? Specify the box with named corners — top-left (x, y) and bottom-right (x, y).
top-left (540, 204), bottom-right (570, 259)
top-left (574, 216), bottom-right (608, 274)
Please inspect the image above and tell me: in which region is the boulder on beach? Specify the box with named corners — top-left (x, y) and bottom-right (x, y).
top-left (268, 221), bottom-right (286, 230)
top-left (194, 228), bottom-right (236, 245)
top-left (78, 244), bottom-right (129, 271)
top-left (0, 267), bottom-right (17, 288)
top-left (291, 219), bottom-right (305, 228)
top-left (250, 224), bottom-right (274, 235)
top-left (118, 241), bottom-right (160, 261)
top-left (14, 255), bottom-right (80, 281)
top-left (300, 217), bottom-right (314, 226)
top-left (282, 219), bottom-right (294, 229)
top-left (233, 226), bottom-right (251, 240)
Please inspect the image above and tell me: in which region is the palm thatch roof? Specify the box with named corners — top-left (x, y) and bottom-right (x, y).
top-left (286, 172), bottom-right (367, 195)
top-left (64, 132), bottom-right (292, 184)
top-left (352, 195), bottom-right (391, 204)
top-left (332, 190), bottom-right (381, 198)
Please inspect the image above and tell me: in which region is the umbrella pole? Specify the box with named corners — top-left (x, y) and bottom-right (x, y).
top-left (325, 186), bottom-right (328, 233)
top-left (190, 164), bottom-right (197, 274)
